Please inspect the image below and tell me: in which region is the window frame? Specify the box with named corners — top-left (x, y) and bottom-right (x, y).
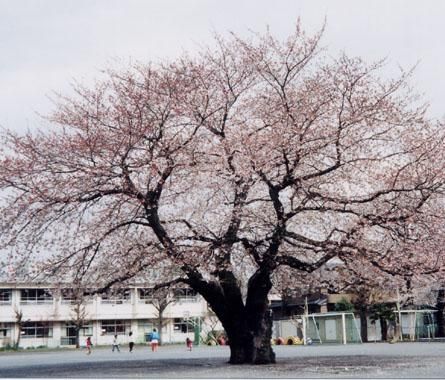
top-left (64, 322), bottom-right (93, 337)
top-left (100, 289), bottom-right (131, 304)
top-left (21, 322), bottom-right (53, 338)
top-left (101, 320), bottom-right (131, 335)
top-left (0, 289), bottom-right (12, 304)
top-left (138, 288), bottom-right (155, 303)
top-left (173, 288), bottom-right (198, 302)
top-left (0, 323), bottom-right (12, 338)
top-left (60, 289), bottom-right (92, 305)
top-left (20, 289), bottom-right (53, 305)
top-left (173, 318), bottom-right (195, 334)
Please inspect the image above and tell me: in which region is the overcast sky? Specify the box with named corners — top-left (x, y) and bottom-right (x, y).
top-left (1, 0), bottom-right (445, 132)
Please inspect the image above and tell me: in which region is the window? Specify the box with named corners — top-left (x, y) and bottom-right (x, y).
top-left (138, 320), bottom-right (154, 340)
top-left (173, 288), bottom-right (198, 302)
top-left (21, 322), bottom-right (53, 338)
top-left (20, 289), bottom-right (53, 304)
top-left (138, 288), bottom-right (154, 303)
top-left (61, 289), bottom-right (92, 304)
top-left (422, 313), bottom-right (437, 326)
top-left (0, 289), bottom-right (12, 304)
top-left (174, 318), bottom-right (195, 333)
top-left (101, 320), bottom-right (130, 335)
top-left (61, 322), bottom-right (93, 345)
top-left (64, 322), bottom-right (93, 337)
top-left (0, 323), bottom-right (11, 338)
top-left (100, 289), bottom-right (131, 304)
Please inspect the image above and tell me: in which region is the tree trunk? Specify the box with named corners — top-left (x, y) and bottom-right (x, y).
top-left (192, 268), bottom-right (276, 364)
top-left (222, 320), bottom-right (275, 365)
top-left (15, 330), bottom-right (21, 350)
top-left (380, 318), bottom-right (388, 341)
top-left (75, 327), bottom-right (80, 349)
top-left (223, 304), bottom-right (275, 364)
top-left (158, 310), bottom-right (164, 345)
top-left (359, 305), bottom-right (368, 343)
top-left (14, 313), bottom-right (22, 350)
top-left (436, 289), bottom-right (445, 337)
top-left (223, 268), bottom-right (276, 364)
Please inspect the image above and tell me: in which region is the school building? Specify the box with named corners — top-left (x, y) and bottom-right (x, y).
top-left (0, 283), bottom-right (215, 349)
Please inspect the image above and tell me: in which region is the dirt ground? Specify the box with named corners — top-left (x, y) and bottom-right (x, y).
top-left (0, 342), bottom-right (444, 378)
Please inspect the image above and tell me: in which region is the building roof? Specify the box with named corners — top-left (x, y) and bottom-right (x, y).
top-left (270, 294), bottom-right (328, 308)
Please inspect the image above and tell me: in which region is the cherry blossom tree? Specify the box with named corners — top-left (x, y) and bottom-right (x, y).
top-left (1, 23), bottom-right (445, 364)
top-left (67, 288), bottom-right (90, 349)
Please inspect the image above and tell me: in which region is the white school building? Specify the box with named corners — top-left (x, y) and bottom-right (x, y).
top-left (0, 283), bottom-right (216, 349)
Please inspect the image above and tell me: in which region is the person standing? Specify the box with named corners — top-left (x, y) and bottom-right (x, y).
top-left (150, 328), bottom-right (160, 352)
top-left (86, 337), bottom-right (92, 355)
top-left (129, 331), bottom-right (134, 353)
top-left (186, 337), bottom-right (193, 351)
top-left (112, 334), bottom-right (120, 352)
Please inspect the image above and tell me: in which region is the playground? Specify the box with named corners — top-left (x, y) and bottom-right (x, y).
top-left (0, 342), bottom-right (445, 378)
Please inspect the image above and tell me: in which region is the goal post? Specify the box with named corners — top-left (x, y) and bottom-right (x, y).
top-left (302, 312), bottom-right (362, 344)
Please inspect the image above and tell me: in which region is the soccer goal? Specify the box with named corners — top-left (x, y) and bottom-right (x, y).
top-left (395, 309), bottom-right (437, 341)
top-left (303, 312), bottom-right (362, 344)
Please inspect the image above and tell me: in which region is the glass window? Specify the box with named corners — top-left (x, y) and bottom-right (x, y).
top-left (21, 322), bottom-right (53, 338)
top-left (138, 288), bottom-right (154, 303)
top-left (101, 320), bottom-right (130, 335)
top-left (60, 322), bottom-right (93, 346)
top-left (0, 323), bottom-right (12, 338)
top-left (173, 288), bottom-right (198, 302)
top-left (20, 289), bottom-right (53, 304)
top-left (173, 318), bottom-right (195, 333)
top-left (64, 322), bottom-right (93, 337)
top-left (138, 320), bottom-right (154, 330)
top-left (100, 289), bottom-right (131, 304)
top-left (61, 289), bottom-right (92, 304)
top-left (60, 323), bottom-right (92, 345)
top-left (0, 289), bottom-right (12, 304)
top-left (137, 320), bottom-right (154, 341)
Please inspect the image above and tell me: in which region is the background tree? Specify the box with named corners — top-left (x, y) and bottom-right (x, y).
top-left (369, 303), bottom-right (397, 341)
top-left (66, 288), bottom-right (90, 349)
top-left (150, 286), bottom-right (176, 345)
top-left (329, 261), bottom-right (403, 343)
top-left (1, 23), bottom-right (445, 364)
top-left (334, 297), bottom-right (354, 312)
top-left (13, 307), bottom-right (23, 350)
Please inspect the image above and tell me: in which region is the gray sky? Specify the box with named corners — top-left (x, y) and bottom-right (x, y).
top-left (1, 0), bottom-right (445, 132)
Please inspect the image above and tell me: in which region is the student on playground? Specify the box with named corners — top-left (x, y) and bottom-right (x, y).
top-left (150, 328), bottom-right (160, 352)
top-left (112, 334), bottom-right (120, 352)
top-left (186, 337), bottom-right (193, 351)
top-left (129, 331), bottom-right (135, 353)
top-left (86, 337), bottom-right (92, 355)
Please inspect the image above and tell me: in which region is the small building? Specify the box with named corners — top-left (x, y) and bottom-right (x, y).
top-left (270, 293), bottom-right (328, 319)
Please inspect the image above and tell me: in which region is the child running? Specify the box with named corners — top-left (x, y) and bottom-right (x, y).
top-left (186, 337), bottom-right (193, 351)
top-left (86, 337), bottom-right (92, 355)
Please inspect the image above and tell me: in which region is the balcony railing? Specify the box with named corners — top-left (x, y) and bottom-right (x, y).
top-left (100, 299), bottom-right (130, 304)
top-left (20, 299), bottom-right (54, 305)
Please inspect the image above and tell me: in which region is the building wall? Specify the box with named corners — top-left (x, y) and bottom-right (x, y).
top-left (0, 284), bottom-right (216, 349)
